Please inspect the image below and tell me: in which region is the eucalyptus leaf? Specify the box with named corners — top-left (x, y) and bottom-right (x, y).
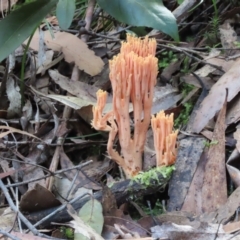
top-left (75, 199), bottom-right (104, 240)
top-left (56, 0), bottom-right (76, 30)
top-left (0, 0), bottom-right (57, 62)
top-left (97, 0), bottom-right (179, 41)
top-left (79, 199), bottom-right (104, 234)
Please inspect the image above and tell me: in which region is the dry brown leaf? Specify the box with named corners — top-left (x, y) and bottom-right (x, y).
top-left (193, 58), bottom-right (240, 133)
top-left (0, 207), bottom-right (16, 231)
top-left (49, 69), bottom-right (98, 101)
top-left (151, 222), bottom-right (230, 240)
top-left (192, 49), bottom-right (233, 82)
top-left (223, 221), bottom-right (240, 234)
top-left (219, 21), bottom-right (239, 56)
top-left (167, 137), bottom-right (206, 212)
top-left (181, 150), bottom-right (208, 215)
top-left (27, 30), bottom-right (104, 76)
top-left (194, 49), bottom-right (234, 78)
top-left (31, 84), bottom-right (95, 110)
top-left (210, 186), bottom-right (240, 224)
top-left (201, 91), bottom-right (227, 212)
top-left (46, 95), bottom-right (95, 109)
top-left (19, 184), bottom-right (61, 212)
top-left (0, 126), bottom-right (42, 141)
top-left (151, 85), bottom-right (182, 114)
top-left (59, 147), bottom-right (101, 190)
top-left (6, 76), bottom-right (21, 118)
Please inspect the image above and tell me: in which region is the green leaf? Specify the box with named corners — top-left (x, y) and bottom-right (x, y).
top-left (75, 199), bottom-right (104, 240)
top-left (56, 0), bottom-right (76, 30)
top-left (74, 199), bottom-right (104, 240)
top-left (78, 199), bottom-right (104, 234)
top-left (97, 0), bottom-right (179, 41)
top-left (0, 0), bottom-right (57, 62)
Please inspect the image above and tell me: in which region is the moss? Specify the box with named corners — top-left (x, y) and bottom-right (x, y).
top-left (132, 165), bottom-right (175, 187)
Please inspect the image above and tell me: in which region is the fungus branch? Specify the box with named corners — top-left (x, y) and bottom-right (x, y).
top-left (92, 35), bottom-right (178, 178)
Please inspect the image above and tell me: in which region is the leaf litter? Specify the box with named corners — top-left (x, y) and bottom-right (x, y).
top-left (3, 1), bottom-right (240, 240)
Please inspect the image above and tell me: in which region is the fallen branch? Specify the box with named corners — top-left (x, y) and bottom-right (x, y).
top-left (25, 168), bottom-right (173, 228)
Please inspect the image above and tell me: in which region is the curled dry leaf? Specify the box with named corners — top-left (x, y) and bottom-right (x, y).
top-left (26, 30), bottom-right (104, 76)
top-left (193, 58), bottom-right (240, 133)
top-left (0, 126), bottom-right (42, 141)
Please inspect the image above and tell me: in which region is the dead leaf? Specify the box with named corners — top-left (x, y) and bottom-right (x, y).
top-left (201, 91), bottom-right (227, 212)
top-left (0, 207), bottom-right (16, 231)
top-left (26, 30), bottom-right (104, 76)
top-left (201, 186), bottom-right (240, 224)
top-left (182, 75), bottom-right (214, 90)
top-left (151, 222), bottom-right (231, 240)
top-left (102, 186), bottom-right (117, 215)
top-left (193, 58), bottom-right (240, 133)
top-left (160, 61), bottom-right (181, 82)
top-left (59, 147), bottom-right (101, 190)
top-left (49, 69), bottom-right (98, 101)
top-left (219, 21), bottom-right (239, 56)
top-left (104, 211), bottom-right (148, 237)
top-left (223, 221), bottom-right (240, 234)
top-left (0, 126), bottom-right (42, 142)
top-left (194, 49), bottom-right (234, 77)
top-left (22, 144), bottom-right (49, 190)
top-left (151, 85), bottom-right (182, 114)
top-left (181, 150), bottom-right (208, 215)
top-left (6, 76), bottom-right (21, 118)
top-left (168, 137), bottom-right (206, 211)
top-left (19, 184), bottom-right (61, 212)
top-left (45, 94), bottom-right (94, 110)
top-left (54, 177), bottom-right (91, 201)
top-left (36, 50), bottom-right (54, 75)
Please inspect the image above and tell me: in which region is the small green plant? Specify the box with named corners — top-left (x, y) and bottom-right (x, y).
top-left (181, 56), bottom-right (191, 74)
top-left (132, 166), bottom-right (175, 187)
top-left (234, 41), bottom-right (240, 48)
top-left (174, 102), bottom-right (194, 128)
top-left (60, 227), bottom-right (74, 239)
top-left (158, 50), bottom-right (178, 69)
top-left (181, 83), bottom-right (195, 97)
top-left (204, 0), bottom-right (220, 45)
top-left (139, 199), bottom-right (164, 216)
top-left (174, 83), bottom-right (195, 127)
top-left (204, 140), bottom-right (219, 147)
top-left (204, 16), bottom-right (220, 44)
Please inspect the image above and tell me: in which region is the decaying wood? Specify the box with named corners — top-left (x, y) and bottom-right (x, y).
top-left (25, 171), bottom-right (171, 228)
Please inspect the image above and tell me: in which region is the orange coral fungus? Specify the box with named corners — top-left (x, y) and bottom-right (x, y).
top-left (92, 89), bottom-right (112, 131)
top-left (151, 111), bottom-right (178, 166)
top-left (92, 35), bottom-right (177, 178)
